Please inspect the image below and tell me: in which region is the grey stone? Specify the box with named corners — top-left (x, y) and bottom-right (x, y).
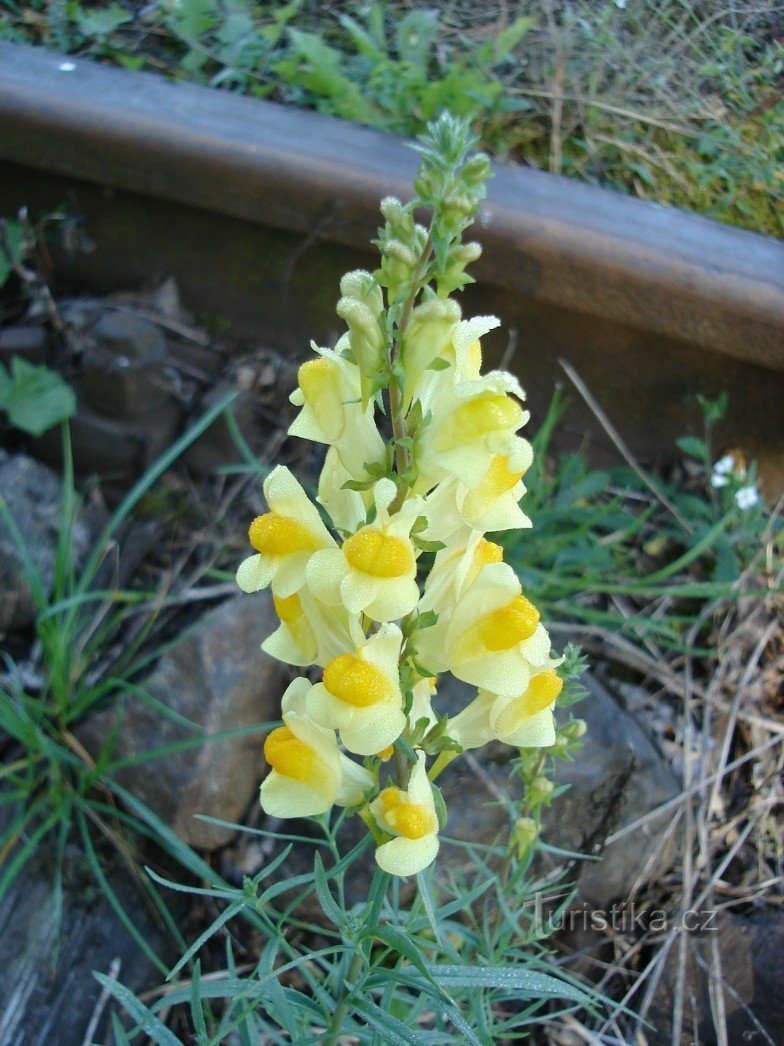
top-left (434, 672), bottom-right (680, 907)
top-left (0, 836), bottom-right (169, 1046)
top-left (78, 593), bottom-right (290, 851)
top-left (0, 451), bottom-right (94, 633)
top-left (646, 910), bottom-right (784, 1044)
top-left (546, 673), bottom-right (680, 908)
top-left (83, 311), bottom-right (170, 417)
top-left (0, 324), bottom-right (49, 365)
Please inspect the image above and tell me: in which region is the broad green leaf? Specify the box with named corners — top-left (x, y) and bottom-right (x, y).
top-left (2, 358), bottom-right (76, 436)
top-left (676, 435), bottom-right (709, 461)
top-left (73, 4), bottom-right (131, 40)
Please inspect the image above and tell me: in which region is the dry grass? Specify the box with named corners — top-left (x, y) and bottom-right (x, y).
top-left (531, 371), bottom-right (784, 1043)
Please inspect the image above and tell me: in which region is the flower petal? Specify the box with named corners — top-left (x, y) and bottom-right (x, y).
top-left (375, 834), bottom-right (439, 877)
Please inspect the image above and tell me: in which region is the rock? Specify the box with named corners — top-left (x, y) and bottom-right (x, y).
top-left (434, 672), bottom-right (680, 907)
top-left (83, 311), bottom-right (170, 418)
top-left (78, 594), bottom-right (290, 851)
top-left (547, 672), bottom-right (680, 908)
top-left (646, 909), bottom-right (784, 1044)
top-left (0, 324), bottom-right (49, 365)
top-left (0, 837), bottom-right (169, 1046)
top-left (0, 451), bottom-right (95, 633)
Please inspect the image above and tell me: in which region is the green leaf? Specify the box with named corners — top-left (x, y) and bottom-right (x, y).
top-left (73, 3), bottom-right (132, 40)
top-left (479, 15), bottom-right (535, 64)
top-left (351, 996), bottom-right (429, 1044)
top-left (313, 852), bottom-right (345, 928)
top-left (394, 10), bottom-right (439, 72)
top-left (93, 973), bottom-right (184, 1046)
top-left (676, 435), bottom-right (709, 461)
top-left (426, 963), bottom-right (589, 1001)
top-left (426, 356), bottom-right (452, 371)
top-left (2, 358), bottom-right (76, 436)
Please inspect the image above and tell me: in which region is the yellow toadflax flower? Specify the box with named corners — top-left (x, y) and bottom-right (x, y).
top-left (411, 314), bottom-right (501, 416)
top-left (307, 479), bottom-right (422, 622)
top-left (260, 679), bottom-right (372, 818)
top-left (423, 435), bottom-right (533, 541)
top-left (414, 371), bottom-right (529, 494)
top-left (448, 668), bottom-right (563, 750)
top-left (306, 623), bottom-right (406, 756)
top-left (237, 465), bottom-right (335, 597)
top-left (371, 753), bottom-right (440, 876)
top-left (441, 562), bottom-right (553, 696)
top-left (288, 343), bottom-right (385, 482)
top-left (317, 447), bottom-right (370, 535)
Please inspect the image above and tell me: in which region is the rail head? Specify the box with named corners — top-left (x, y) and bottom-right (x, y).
top-left (0, 40), bottom-right (782, 370)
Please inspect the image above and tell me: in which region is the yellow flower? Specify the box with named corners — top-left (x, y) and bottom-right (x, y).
top-left (415, 531), bottom-right (506, 673)
top-left (448, 669), bottom-right (563, 750)
top-left (371, 753), bottom-right (440, 876)
top-left (423, 435), bottom-right (533, 541)
top-left (442, 562), bottom-right (553, 696)
top-left (289, 344), bottom-right (385, 481)
top-left (259, 679), bottom-right (372, 818)
top-left (415, 371), bottom-right (529, 494)
top-left (236, 466), bottom-right (335, 597)
top-left (306, 623), bottom-right (406, 755)
top-left (262, 588), bottom-right (363, 668)
top-left (307, 479), bottom-right (422, 622)
top-left (411, 314), bottom-right (501, 415)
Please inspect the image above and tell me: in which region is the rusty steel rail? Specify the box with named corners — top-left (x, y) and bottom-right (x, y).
top-left (0, 40), bottom-right (782, 475)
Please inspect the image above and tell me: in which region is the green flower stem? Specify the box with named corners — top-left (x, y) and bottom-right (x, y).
top-left (324, 947), bottom-right (364, 1045)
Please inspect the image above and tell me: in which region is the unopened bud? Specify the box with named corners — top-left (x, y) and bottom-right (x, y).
top-left (528, 776), bottom-right (554, 801)
top-left (462, 152), bottom-right (491, 190)
top-left (512, 816), bottom-right (538, 853)
top-left (561, 718), bottom-right (587, 741)
top-left (380, 196), bottom-right (404, 223)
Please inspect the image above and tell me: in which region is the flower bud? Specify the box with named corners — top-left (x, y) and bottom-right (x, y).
top-left (339, 270), bottom-right (384, 316)
top-left (561, 718), bottom-right (587, 740)
top-left (380, 196), bottom-right (405, 223)
top-left (550, 735), bottom-right (570, 757)
top-left (461, 153), bottom-right (491, 192)
top-left (512, 816), bottom-right (538, 857)
top-left (528, 776), bottom-right (554, 802)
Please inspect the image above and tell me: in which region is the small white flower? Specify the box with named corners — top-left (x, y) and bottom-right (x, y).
top-left (714, 454), bottom-right (735, 475)
top-left (735, 485), bottom-right (760, 511)
top-left (710, 472), bottom-right (729, 489)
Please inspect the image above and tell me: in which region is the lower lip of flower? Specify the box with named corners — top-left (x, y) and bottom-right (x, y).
top-left (343, 527), bottom-right (415, 577)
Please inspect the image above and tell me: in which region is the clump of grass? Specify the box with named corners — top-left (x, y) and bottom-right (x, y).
top-left (505, 379), bottom-right (778, 663)
top-left (0, 397), bottom-right (242, 967)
